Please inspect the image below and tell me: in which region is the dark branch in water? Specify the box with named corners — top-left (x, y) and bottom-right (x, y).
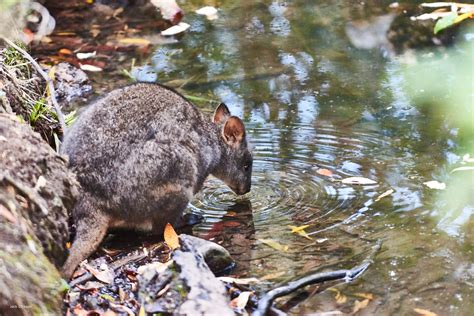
top-left (0, 36), bottom-right (66, 134)
top-left (253, 240), bottom-right (382, 316)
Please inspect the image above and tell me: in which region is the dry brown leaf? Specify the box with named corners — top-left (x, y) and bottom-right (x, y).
top-left (352, 299), bottom-right (369, 314)
top-left (164, 223), bottom-right (180, 250)
top-left (317, 168), bottom-right (334, 177)
top-left (329, 288), bottom-right (347, 304)
top-left (258, 239), bottom-right (289, 252)
top-left (84, 263), bottom-right (115, 284)
top-left (353, 292), bottom-right (374, 300)
top-left (414, 308), bottom-right (438, 316)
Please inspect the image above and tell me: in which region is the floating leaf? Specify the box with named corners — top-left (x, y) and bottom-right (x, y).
top-left (196, 6), bottom-right (218, 20)
top-left (218, 276), bottom-right (260, 284)
top-left (151, 0), bottom-right (183, 23)
top-left (423, 180), bottom-right (446, 190)
top-left (462, 154), bottom-right (474, 163)
top-left (164, 223), bottom-right (180, 250)
top-left (329, 288), bottom-right (347, 304)
top-left (317, 168), bottom-right (333, 177)
top-left (375, 189), bottom-right (394, 201)
top-left (451, 166), bottom-right (474, 173)
top-left (258, 239), bottom-right (289, 252)
top-left (289, 225), bottom-right (312, 240)
top-left (161, 22), bottom-right (190, 36)
top-left (414, 308), bottom-right (437, 316)
top-left (434, 12), bottom-right (458, 34)
top-left (118, 38), bottom-right (151, 47)
top-left (352, 299), bottom-right (369, 314)
top-left (341, 177), bottom-right (377, 185)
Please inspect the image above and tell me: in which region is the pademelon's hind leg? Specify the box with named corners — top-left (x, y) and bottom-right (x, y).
top-left (61, 196), bottom-right (109, 279)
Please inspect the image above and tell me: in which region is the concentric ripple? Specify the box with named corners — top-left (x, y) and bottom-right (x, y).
top-left (189, 121), bottom-right (388, 240)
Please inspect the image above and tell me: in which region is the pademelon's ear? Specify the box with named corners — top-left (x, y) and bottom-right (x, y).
top-left (222, 116), bottom-right (246, 147)
top-left (213, 103), bottom-right (231, 124)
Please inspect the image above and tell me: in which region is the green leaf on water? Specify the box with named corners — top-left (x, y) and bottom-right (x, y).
top-left (434, 12), bottom-right (458, 34)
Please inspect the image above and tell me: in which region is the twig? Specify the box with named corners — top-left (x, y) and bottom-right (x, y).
top-left (253, 240), bottom-right (382, 316)
top-left (0, 36), bottom-right (66, 134)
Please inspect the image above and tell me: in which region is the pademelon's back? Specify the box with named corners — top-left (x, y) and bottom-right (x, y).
top-left (61, 83), bottom-right (207, 194)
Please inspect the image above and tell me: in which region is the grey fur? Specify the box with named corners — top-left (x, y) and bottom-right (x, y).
top-left (61, 83), bottom-right (252, 278)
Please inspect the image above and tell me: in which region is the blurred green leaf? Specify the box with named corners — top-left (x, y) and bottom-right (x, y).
top-left (434, 12), bottom-right (458, 34)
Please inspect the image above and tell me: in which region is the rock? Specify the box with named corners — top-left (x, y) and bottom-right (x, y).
top-left (53, 62), bottom-right (93, 109)
top-left (0, 114), bottom-right (79, 315)
top-left (179, 234), bottom-right (234, 275)
top-left (137, 234), bottom-right (234, 315)
top-left (174, 235), bottom-right (234, 316)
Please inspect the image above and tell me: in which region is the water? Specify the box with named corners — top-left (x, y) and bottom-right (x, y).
top-left (57, 0), bottom-right (473, 314)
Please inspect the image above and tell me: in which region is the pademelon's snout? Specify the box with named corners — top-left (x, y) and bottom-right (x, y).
top-left (231, 183), bottom-right (251, 195)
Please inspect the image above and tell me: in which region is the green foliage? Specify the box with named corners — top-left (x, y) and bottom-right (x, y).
top-left (434, 12), bottom-right (458, 34)
top-left (29, 98), bottom-right (49, 125)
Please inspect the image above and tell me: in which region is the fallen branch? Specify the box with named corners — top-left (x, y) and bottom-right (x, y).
top-left (0, 36), bottom-right (66, 133)
top-left (253, 240), bottom-right (382, 316)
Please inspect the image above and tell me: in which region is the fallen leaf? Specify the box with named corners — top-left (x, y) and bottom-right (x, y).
top-left (79, 64), bottom-right (103, 72)
top-left (341, 177), bottom-right (377, 185)
top-left (77, 281), bottom-right (106, 290)
top-left (413, 308), bottom-right (437, 316)
top-left (237, 291), bottom-right (252, 309)
top-left (138, 304), bottom-right (146, 316)
top-left (352, 299), bottom-right (369, 314)
top-left (289, 225), bottom-right (312, 240)
top-left (423, 180), bottom-right (446, 190)
top-left (84, 263), bottom-right (115, 284)
top-left (258, 238), bottom-right (289, 252)
top-left (375, 189), bottom-right (394, 201)
top-left (218, 276), bottom-right (260, 284)
top-left (164, 223), bottom-right (180, 250)
top-left (451, 166), bottom-right (474, 173)
top-left (317, 168), bottom-right (334, 177)
top-left (434, 12), bottom-right (458, 34)
top-left (161, 22), bottom-right (190, 36)
top-left (0, 204), bottom-right (17, 223)
top-left (58, 48), bottom-right (73, 55)
top-left (196, 6), bottom-right (218, 20)
top-left (76, 51), bottom-right (96, 59)
top-left (118, 38), bottom-right (151, 47)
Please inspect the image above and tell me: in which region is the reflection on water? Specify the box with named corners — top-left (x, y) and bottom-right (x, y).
top-left (129, 0), bottom-right (472, 314)
top-left (141, 1), bottom-right (473, 314)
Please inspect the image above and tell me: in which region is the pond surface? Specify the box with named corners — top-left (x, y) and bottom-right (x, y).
top-left (45, 0), bottom-right (473, 314)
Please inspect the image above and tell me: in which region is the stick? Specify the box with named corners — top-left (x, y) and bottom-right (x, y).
top-left (0, 36), bottom-right (66, 133)
top-left (253, 240), bottom-right (382, 316)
